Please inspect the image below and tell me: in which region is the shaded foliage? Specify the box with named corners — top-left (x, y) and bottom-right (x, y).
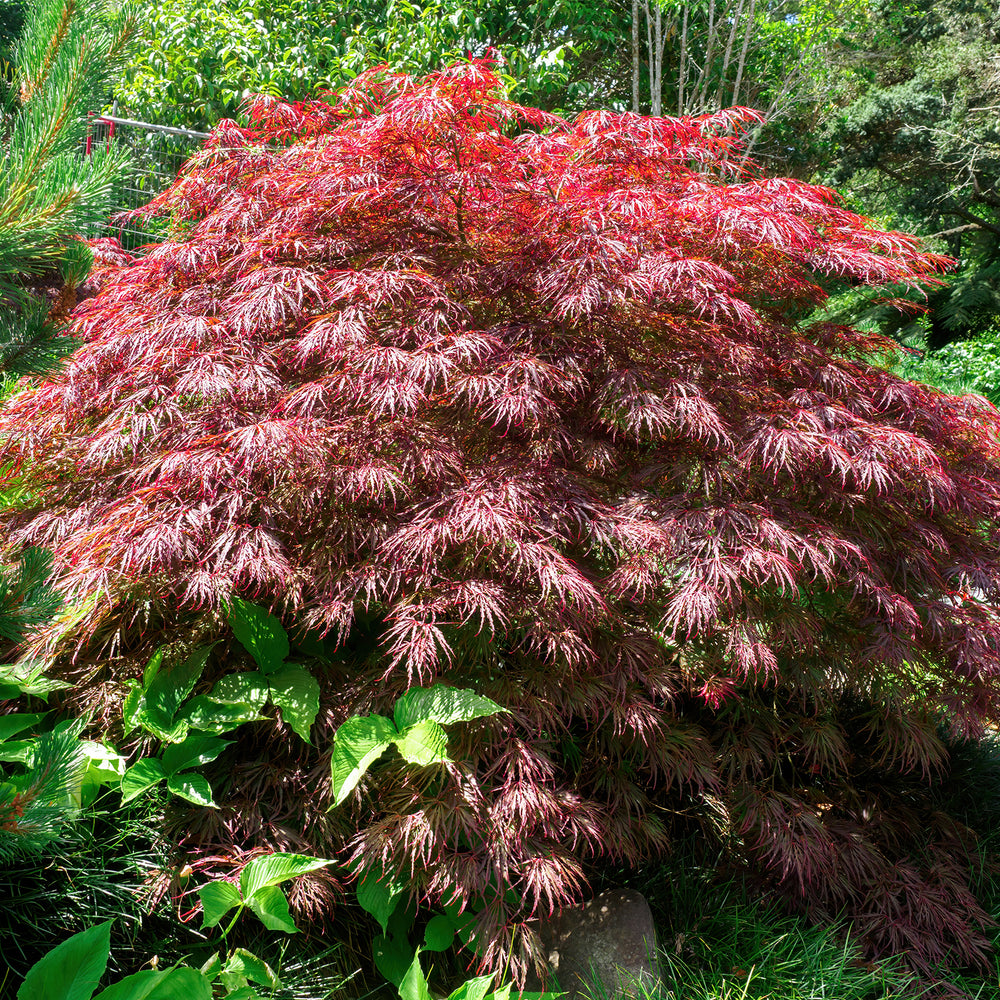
top-left (1, 62), bottom-right (999, 986)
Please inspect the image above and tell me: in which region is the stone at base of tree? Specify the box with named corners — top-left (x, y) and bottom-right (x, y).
top-left (525, 889), bottom-right (663, 1000)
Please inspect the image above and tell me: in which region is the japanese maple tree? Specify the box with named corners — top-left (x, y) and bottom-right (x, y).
top-left (3, 60), bottom-right (1000, 982)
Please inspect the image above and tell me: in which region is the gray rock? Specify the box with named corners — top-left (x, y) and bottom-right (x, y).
top-left (526, 889), bottom-right (662, 1000)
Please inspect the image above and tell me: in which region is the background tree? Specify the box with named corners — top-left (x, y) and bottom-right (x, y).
top-left (814, 0), bottom-right (1000, 347)
top-left (0, 0), bottom-right (135, 381)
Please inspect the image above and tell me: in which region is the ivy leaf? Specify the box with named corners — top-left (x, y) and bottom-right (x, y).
top-left (227, 597), bottom-right (289, 675)
top-left (330, 714), bottom-right (397, 806)
top-left (393, 686), bottom-right (507, 731)
top-left (17, 920), bottom-right (111, 1000)
top-left (239, 852), bottom-right (330, 899)
top-left (245, 884), bottom-right (298, 933)
top-left (166, 773), bottom-right (216, 807)
top-left (395, 719), bottom-right (450, 766)
top-left (268, 664), bottom-right (320, 742)
top-left (199, 881), bottom-right (243, 929)
top-left (120, 758), bottom-right (166, 803)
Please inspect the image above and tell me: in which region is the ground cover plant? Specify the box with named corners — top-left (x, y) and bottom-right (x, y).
top-left (3, 59), bottom-right (1000, 991)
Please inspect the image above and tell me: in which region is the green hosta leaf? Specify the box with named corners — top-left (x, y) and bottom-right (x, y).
top-left (239, 852), bottom-right (330, 899)
top-left (267, 664), bottom-right (320, 742)
top-left (446, 975), bottom-right (496, 1000)
top-left (423, 914), bottom-right (456, 952)
top-left (143, 644), bottom-right (215, 727)
top-left (122, 681), bottom-right (143, 734)
top-left (137, 706), bottom-right (189, 744)
top-left (356, 866), bottom-right (406, 934)
top-left (78, 741), bottom-right (127, 808)
top-left (212, 672), bottom-right (268, 710)
top-left (373, 933), bottom-right (416, 989)
top-left (246, 884), bottom-right (297, 933)
top-left (200, 953), bottom-right (222, 981)
top-left (399, 949), bottom-right (431, 1000)
top-left (330, 714), bottom-right (397, 806)
top-left (0, 660), bottom-right (70, 699)
top-left (220, 989), bottom-right (261, 1000)
top-left (161, 735), bottom-right (231, 776)
top-left (393, 686), bottom-right (507, 731)
top-left (0, 712), bottom-right (46, 742)
top-left (167, 773), bottom-right (216, 807)
top-left (227, 597), bottom-right (289, 675)
top-left (120, 758), bottom-right (166, 803)
top-left (93, 968), bottom-right (214, 1000)
top-left (199, 881), bottom-right (243, 929)
top-left (143, 647), bottom-right (166, 687)
top-left (395, 719), bottom-right (449, 766)
top-left (17, 920), bottom-right (112, 1000)
top-left (178, 695), bottom-right (264, 734)
top-left (221, 949), bottom-right (278, 989)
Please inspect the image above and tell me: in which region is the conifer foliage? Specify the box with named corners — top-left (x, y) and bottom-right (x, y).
top-left (3, 62), bottom-right (1000, 981)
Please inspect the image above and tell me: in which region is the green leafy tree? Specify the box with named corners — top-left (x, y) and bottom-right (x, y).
top-left (818, 0), bottom-right (1000, 345)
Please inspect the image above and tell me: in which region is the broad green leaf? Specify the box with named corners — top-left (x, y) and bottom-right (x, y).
top-left (373, 933), bottom-right (416, 989)
top-left (220, 989), bottom-right (260, 1000)
top-left (161, 735), bottom-right (231, 776)
top-left (395, 719), bottom-right (450, 766)
top-left (200, 953), bottom-right (222, 981)
top-left (356, 866), bottom-right (406, 934)
top-left (78, 742), bottom-right (127, 808)
top-left (136, 705), bottom-right (189, 744)
top-left (178, 695), bottom-right (264, 734)
top-left (221, 949), bottom-right (278, 989)
top-left (0, 712), bottom-right (46, 742)
top-left (239, 852), bottom-right (330, 900)
top-left (17, 920), bottom-right (112, 1000)
top-left (142, 647), bottom-right (165, 688)
top-left (423, 914), bottom-right (456, 952)
top-left (446, 974), bottom-right (495, 1000)
top-left (267, 664), bottom-right (320, 742)
top-left (199, 881), bottom-right (243, 929)
top-left (393, 686), bottom-right (507, 731)
top-left (212, 672), bottom-right (268, 710)
top-left (245, 884), bottom-right (297, 933)
top-left (122, 681), bottom-right (143, 735)
top-left (0, 660), bottom-right (70, 699)
top-left (399, 949), bottom-right (431, 1000)
top-left (144, 644), bottom-right (216, 724)
top-left (0, 739), bottom-right (32, 763)
top-left (93, 968), bottom-right (213, 1000)
top-left (120, 758), bottom-right (166, 803)
top-left (227, 597), bottom-right (289, 675)
top-left (330, 714), bottom-right (397, 806)
top-left (167, 773), bottom-right (216, 807)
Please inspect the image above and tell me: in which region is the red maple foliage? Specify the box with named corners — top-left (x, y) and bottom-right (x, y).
top-left (3, 61), bottom-right (1000, 981)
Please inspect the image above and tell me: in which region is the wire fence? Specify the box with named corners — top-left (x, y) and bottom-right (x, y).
top-left (87, 112), bottom-right (210, 250)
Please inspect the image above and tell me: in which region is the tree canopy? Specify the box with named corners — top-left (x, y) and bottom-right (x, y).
top-left (2, 61), bottom-right (999, 979)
